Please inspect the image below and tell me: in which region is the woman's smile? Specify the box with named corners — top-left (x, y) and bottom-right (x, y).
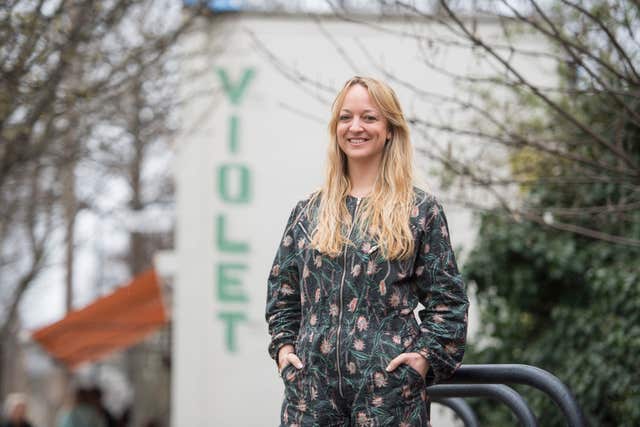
top-left (347, 137), bottom-right (370, 145)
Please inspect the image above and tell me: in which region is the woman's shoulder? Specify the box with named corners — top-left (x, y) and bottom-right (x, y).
top-left (300, 188), bottom-right (321, 203)
top-left (285, 189), bottom-right (321, 224)
top-left (411, 185), bottom-right (440, 209)
top-left (294, 189), bottom-right (321, 211)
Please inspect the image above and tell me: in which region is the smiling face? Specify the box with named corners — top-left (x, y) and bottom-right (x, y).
top-left (336, 84), bottom-right (391, 167)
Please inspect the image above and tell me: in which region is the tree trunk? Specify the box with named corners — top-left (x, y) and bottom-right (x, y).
top-left (63, 155), bottom-right (76, 314)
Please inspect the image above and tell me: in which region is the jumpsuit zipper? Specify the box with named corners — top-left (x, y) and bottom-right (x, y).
top-left (336, 197), bottom-right (361, 398)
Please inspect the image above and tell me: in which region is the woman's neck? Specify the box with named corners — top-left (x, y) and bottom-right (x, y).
top-left (348, 158), bottom-right (380, 197)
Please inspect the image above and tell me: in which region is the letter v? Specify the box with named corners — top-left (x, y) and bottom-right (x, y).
top-left (216, 68), bottom-right (256, 105)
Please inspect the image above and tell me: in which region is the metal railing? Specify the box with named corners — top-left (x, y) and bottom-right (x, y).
top-left (426, 364), bottom-right (588, 427)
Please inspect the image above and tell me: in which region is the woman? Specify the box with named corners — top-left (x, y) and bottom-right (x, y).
top-left (266, 76), bottom-right (468, 426)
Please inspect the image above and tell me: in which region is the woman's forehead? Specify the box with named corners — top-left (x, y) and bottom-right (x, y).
top-left (340, 85), bottom-right (380, 111)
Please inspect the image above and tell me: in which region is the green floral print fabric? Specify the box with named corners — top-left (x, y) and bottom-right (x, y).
top-left (266, 187), bottom-right (469, 426)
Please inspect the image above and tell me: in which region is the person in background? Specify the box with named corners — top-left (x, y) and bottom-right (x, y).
top-left (57, 387), bottom-right (106, 427)
top-left (142, 419), bottom-right (160, 427)
top-left (1, 393), bottom-right (34, 427)
top-left (87, 387), bottom-right (116, 427)
top-left (116, 406), bottom-right (130, 427)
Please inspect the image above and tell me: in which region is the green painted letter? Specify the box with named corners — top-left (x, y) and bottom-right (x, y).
top-left (216, 68), bottom-right (255, 105)
top-left (217, 311), bottom-right (247, 353)
top-left (228, 115), bottom-right (239, 154)
top-left (218, 164), bottom-right (251, 203)
top-left (217, 263), bottom-right (249, 302)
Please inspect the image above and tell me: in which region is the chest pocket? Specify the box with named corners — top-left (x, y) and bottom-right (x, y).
top-left (354, 239), bottom-right (380, 279)
top-left (296, 222), bottom-right (313, 244)
top-left (295, 222), bottom-right (322, 273)
top-left (362, 240), bottom-right (417, 284)
top-left (362, 242), bottom-right (380, 261)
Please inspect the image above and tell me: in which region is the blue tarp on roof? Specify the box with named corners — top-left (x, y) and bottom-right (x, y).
top-left (183, 0), bottom-right (243, 12)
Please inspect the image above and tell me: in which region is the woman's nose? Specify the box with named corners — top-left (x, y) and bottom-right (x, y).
top-left (349, 117), bottom-right (363, 131)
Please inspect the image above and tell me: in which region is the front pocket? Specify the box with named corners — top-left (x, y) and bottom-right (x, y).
top-left (280, 363), bottom-right (297, 380)
top-left (393, 364), bottom-right (425, 403)
top-left (402, 363), bottom-right (426, 385)
top-left (368, 364), bottom-right (424, 408)
top-left (281, 363), bottom-right (305, 406)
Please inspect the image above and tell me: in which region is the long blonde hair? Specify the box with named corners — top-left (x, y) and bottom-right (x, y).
top-left (308, 76), bottom-right (415, 260)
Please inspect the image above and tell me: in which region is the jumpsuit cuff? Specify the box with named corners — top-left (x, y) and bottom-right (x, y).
top-left (414, 347), bottom-right (437, 386)
top-left (411, 343), bottom-right (458, 385)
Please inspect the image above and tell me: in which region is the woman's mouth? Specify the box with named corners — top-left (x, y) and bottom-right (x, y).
top-left (348, 137), bottom-right (369, 145)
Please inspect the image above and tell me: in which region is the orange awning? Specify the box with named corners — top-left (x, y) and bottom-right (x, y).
top-left (32, 269), bottom-right (167, 369)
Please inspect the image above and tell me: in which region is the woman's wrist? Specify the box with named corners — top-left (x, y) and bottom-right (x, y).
top-left (277, 344), bottom-right (295, 368)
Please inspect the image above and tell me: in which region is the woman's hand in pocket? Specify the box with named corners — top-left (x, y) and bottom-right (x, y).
top-left (278, 344), bottom-right (304, 373)
top-left (385, 352), bottom-right (429, 380)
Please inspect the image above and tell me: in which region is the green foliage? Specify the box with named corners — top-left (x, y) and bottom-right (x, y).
top-left (464, 211), bottom-right (640, 426)
top-left (459, 1), bottom-right (640, 424)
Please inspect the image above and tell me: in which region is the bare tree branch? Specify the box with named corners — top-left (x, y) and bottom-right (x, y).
top-left (560, 0), bottom-right (640, 82)
top-left (436, 0), bottom-right (639, 173)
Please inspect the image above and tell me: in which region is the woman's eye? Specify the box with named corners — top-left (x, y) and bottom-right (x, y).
top-left (339, 115), bottom-right (351, 121)
top-left (364, 115), bottom-right (377, 121)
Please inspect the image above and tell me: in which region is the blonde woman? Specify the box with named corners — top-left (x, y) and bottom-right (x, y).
top-left (266, 76), bottom-right (469, 426)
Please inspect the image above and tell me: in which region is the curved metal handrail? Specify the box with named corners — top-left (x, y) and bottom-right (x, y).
top-left (431, 397), bottom-right (480, 427)
top-left (429, 384), bottom-right (538, 427)
top-left (442, 364), bottom-right (588, 427)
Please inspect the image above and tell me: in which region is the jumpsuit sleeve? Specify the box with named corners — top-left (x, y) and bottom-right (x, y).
top-left (265, 201), bottom-right (303, 366)
top-left (410, 200), bottom-right (469, 385)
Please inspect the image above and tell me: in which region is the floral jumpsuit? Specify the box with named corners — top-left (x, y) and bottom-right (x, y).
top-left (266, 187), bottom-right (469, 427)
